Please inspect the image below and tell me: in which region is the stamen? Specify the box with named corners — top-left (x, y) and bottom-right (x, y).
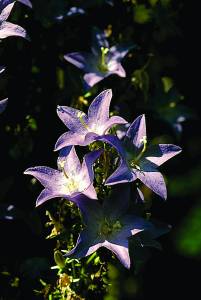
top-left (100, 47), bottom-right (109, 71)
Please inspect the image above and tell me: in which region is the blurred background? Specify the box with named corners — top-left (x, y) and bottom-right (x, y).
top-left (0, 0), bottom-right (200, 299)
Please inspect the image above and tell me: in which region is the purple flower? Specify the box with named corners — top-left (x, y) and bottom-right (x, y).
top-left (0, 98), bottom-right (8, 113)
top-left (64, 28), bottom-right (133, 88)
top-left (105, 115), bottom-right (182, 199)
top-left (24, 147), bottom-right (102, 207)
top-left (55, 89), bottom-right (127, 151)
top-left (65, 184), bottom-right (153, 269)
top-left (0, 0), bottom-right (29, 39)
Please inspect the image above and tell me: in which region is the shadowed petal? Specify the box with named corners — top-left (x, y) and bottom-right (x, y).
top-left (136, 169), bottom-right (167, 199)
top-left (75, 195), bottom-right (103, 224)
top-left (81, 149), bottom-right (103, 183)
top-left (111, 63), bottom-right (126, 77)
top-left (64, 52), bottom-right (94, 71)
top-left (57, 105), bottom-right (88, 133)
top-left (105, 159), bottom-right (135, 185)
top-left (96, 134), bottom-right (126, 157)
top-left (126, 114), bottom-right (146, 149)
top-left (18, 0), bottom-right (32, 8)
top-left (54, 131), bottom-right (85, 151)
top-left (0, 98), bottom-right (8, 113)
top-left (103, 240), bottom-right (130, 269)
top-left (0, 21), bottom-right (29, 39)
top-left (103, 115), bottom-right (128, 133)
top-left (144, 144), bottom-right (182, 166)
top-left (88, 89), bottom-right (112, 125)
top-left (108, 44), bottom-right (134, 62)
top-left (24, 166), bottom-right (62, 189)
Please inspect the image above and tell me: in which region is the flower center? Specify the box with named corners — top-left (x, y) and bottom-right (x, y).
top-left (128, 136), bottom-right (147, 170)
top-left (60, 165), bottom-right (80, 195)
top-left (99, 218), bottom-right (122, 238)
top-left (98, 47), bottom-right (109, 72)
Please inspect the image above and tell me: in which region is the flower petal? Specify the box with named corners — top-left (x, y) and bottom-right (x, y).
top-left (54, 131), bottom-right (85, 151)
top-left (63, 146), bottom-right (82, 176)
top-left (88, 89), bottom-right (112, 126)
top-left (64, 52), bottom-right (93, 71)
top-left (108, 44), bottom-right (134, 62)
top-left (0, 21), bottom-right (29, 39)
top-left (103, 115), bottom-right (128, 133)
top-left (144, 144), bottom-right (182, 167)
top-left (81, 149), bottom-right (103, 184)
top-left (36, 188), bottom-right (65, 207)
top-left (136, 169), bottom-right (167, 200)
top-left (83, 72), bottom-right (105, 88)
top-left (57, 105), bottom-right (88, 133)
top-left (126, 114), bottom-right (146, 149)
top-left (18, 0), bottom-right (32, 8)
top-left (103, 240), bottom-right (131, 269)
top-left (0, 2), bottom-right (14, 23)
top-left (96, 134), bottom-right (126, 157)
top-left (82, 184), bottom-right (97, 199)
top-left (105, 159), bottom-right (135, 185)
top-left (24, 166), bottom-right (62, 189)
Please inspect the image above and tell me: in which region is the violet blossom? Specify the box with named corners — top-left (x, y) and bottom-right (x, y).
top-left (105, 115), bottom-right (182, 199)
top-left (65, 184), bottom-right (153, 269)
top-left (55, 89), bottom-right (127, 151)
top-left (24, 146), bottom-right (102, 207)
top-left (64, 28), bottom-right (133, 88)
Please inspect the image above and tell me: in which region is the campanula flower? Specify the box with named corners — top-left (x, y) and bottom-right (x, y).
top-left (64, 28), bottom-right (133, 88)
top-left (55, 89), bottom-right (127, 151)
top-left (65, 185), bottom-right (153, 269)
top-left (105, 115), bottom-right (182, 199)
top-left (24, 147), bottom-right (102, 206)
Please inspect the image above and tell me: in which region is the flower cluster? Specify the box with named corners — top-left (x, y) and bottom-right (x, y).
top-left (25, 89), bottom-right (181, 269)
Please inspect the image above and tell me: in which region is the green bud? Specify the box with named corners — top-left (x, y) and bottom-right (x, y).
top-left (54, 250), bottom-right (65, 269)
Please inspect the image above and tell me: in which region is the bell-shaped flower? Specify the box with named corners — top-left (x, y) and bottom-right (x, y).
top-left (0, 0), bottom-right (29, 39)
top-left (65, 184), bottom-right (153, 269)
top-left (0, 98), bottom-right (8, 113)
top-left (55, 89), bottom-right (127, 151)
top-left (24, 147), bottom-right (102, 207)
top-left (64, 28), bottom-right (133, 88)
top-left (105, 115), bottom-right (182, 199)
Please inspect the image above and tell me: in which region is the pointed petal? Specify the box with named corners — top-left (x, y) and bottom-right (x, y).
top-left (0, 21), bottom-right (29, 39)
top-left (65, 231), bottom-right (102, 258)
top-left (108, 44), bottom-right (134, 62)
top-left (136, 169), bottom-right (167, 199)
top-left (96, 134), bottom-right (126, 157)
top-left (18, 0), bottom-right (32, 8)
top-left (57, 105), bottom-right (88, 133)
top-left (36, 188), bottom-right (64, 207)
top-left (88, 89), bottom-right (112, 126)
top-left (126, 115), bottom-right (146, 149)
top-left (83, 72), bottom-right (104, 88)
top-left (57, 146), bottom-right (72, 170)
top-left (24, 166), bottom-right (62, 189)
top-left (54, 131), bottom-right (85, 151)
top-left (91, 27), bottom-right (109, 55)
top-left (105, 159), bottom-right (136, 185)
top-left (81, 149), bottom-right (102, 182)
top-left (108, 61), bottom-right (126, 77)
top-left (76, 195), bottom-right (103, 224)
top-left (63, 146), bottom-right (82, 176)
top-left (64, 52), bottom-right (93, 70)
top-left (144, 144), bottom-right (182, 167)
top-left (103, 115), bottom-right (128, 133)
top-left (82, 184), bottom-right (97, 199)
top-left (103, 240), bottom-right (131, 269)
top-left (103, 184), bottom-right (131, 219)
top-left (0, 98), bottom-right (8, 113)
top-left (0, 2), bottom-right (14, 23)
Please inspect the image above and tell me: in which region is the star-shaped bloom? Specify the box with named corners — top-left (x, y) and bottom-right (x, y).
top-left (0, 98), bottom-right (8, 113)
top-left (55, 89), bottom-right (127, 151)
top-left (65, 184), bottom-right (153, 269)
top-left (105, 115), bottom-right (182, 199)
top-left (64, 28), bottom-right (133, 88)
top-left (0, 0), bottom-right (29, 39)
top-left (24, 147), bottom-right (102, 207)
